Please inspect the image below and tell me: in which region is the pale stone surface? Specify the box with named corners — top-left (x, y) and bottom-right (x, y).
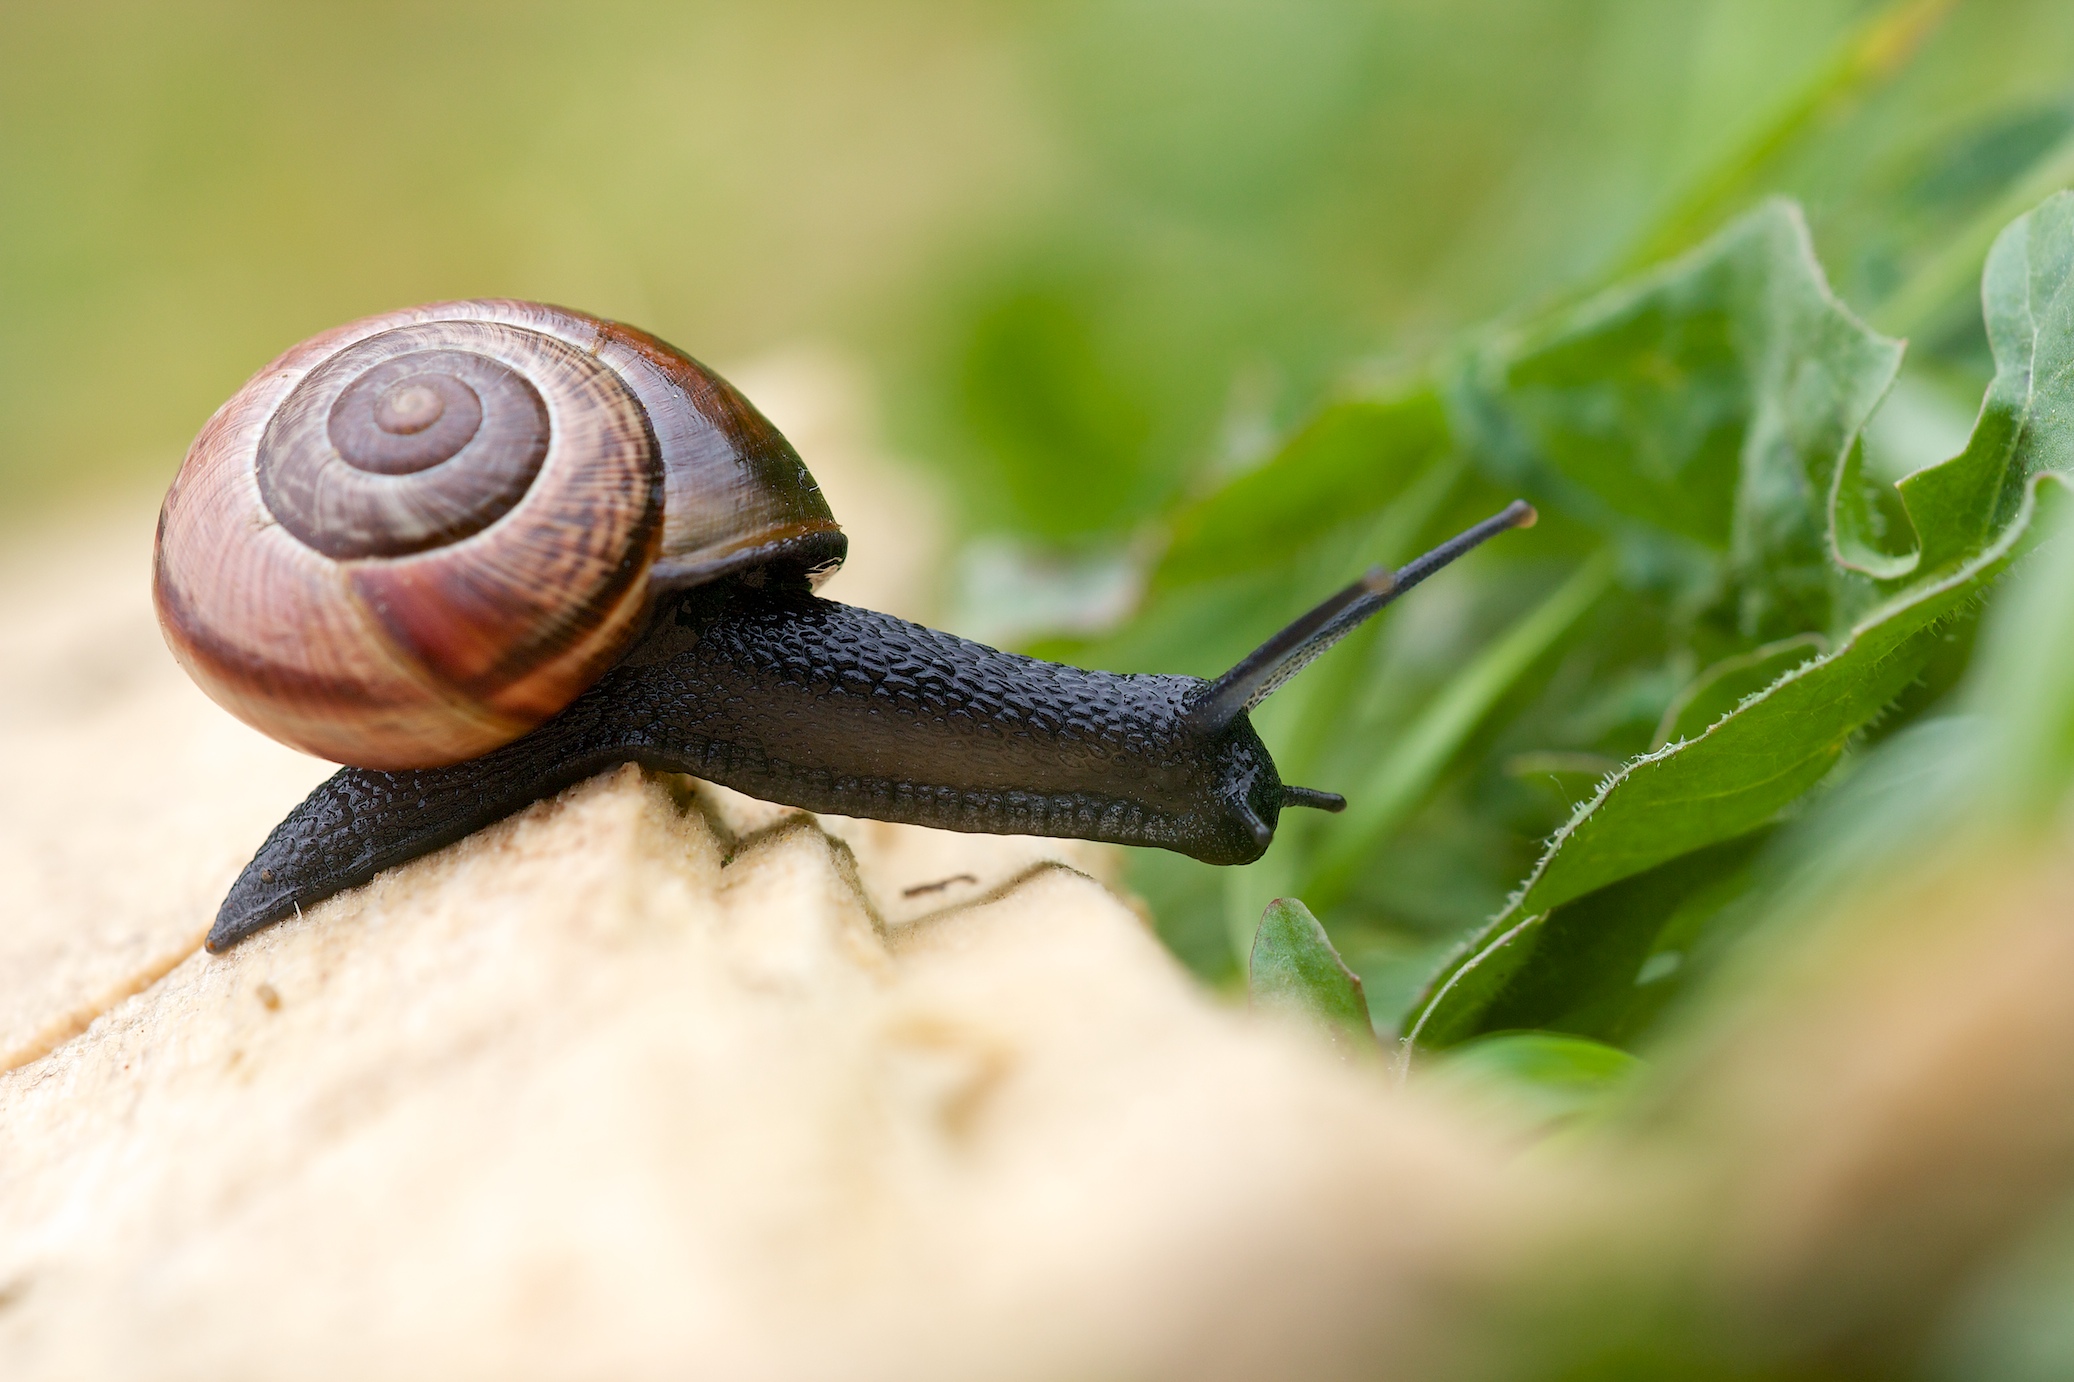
top-left (0, 500), bottom-right (334, 1069)
top-left (0, 766), bottom-right (1518, 1381)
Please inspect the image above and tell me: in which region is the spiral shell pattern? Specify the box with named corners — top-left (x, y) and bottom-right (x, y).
top-left (256, 331), bottom-right (558, 559)
top-left (155, 299), bottom-right (845, 769)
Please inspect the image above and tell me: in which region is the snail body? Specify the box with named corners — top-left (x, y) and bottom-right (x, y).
top-left (155, 300), bottom-right (1533, 950)
top-left (215, 582), bottom-right (1300, 945)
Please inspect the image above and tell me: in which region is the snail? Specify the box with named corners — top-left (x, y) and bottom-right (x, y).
top-left (155, 299), bottom-right (1535, 951)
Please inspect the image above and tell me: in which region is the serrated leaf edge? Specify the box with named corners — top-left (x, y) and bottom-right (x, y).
top-left (1402, 469), bottom-right (2073, 1051)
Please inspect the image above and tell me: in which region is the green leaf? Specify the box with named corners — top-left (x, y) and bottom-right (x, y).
top-left (1429, 1032), bottom-right (1644, 1132)
top-left (1453, 200), bottom-right (1903, 639)
top-left (1157, 391), bottom-right (1452, 589)
top-left (1832, 435), bottom-right (1925, 579)
top-left (1398, 834), bottom-right (1773, 1052)
top-left (1897, 191), bottom-right (2074, 574)
top-left (1651, 635), bottom-right (1827, 748)
top-left (1407, 477), bottom-right (2066, 1052)
top-left (1404, 193), bottom-right (2074, 1052)
top-left (1248, 897), bottom-right (1376, 1057)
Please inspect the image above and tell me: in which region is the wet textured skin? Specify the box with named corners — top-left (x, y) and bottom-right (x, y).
top-left (210, 579), bottom-right (1295, 950)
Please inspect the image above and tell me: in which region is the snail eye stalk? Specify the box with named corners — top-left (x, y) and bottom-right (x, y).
top-left (1185, 500), bottom-right (1537, 735)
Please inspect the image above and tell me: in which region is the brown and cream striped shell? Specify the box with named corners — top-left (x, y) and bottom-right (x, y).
top-left (153, 299), bottom-right (845, 770)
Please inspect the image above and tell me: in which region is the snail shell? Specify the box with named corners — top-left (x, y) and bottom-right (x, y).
top-left (154, 299), bottom-right (844, 769)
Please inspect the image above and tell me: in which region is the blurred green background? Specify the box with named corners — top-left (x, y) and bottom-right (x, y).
top-left (8, 0), bottom-right (2074, 994)
top-left (12, 0), bottom-right (2067, 522)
